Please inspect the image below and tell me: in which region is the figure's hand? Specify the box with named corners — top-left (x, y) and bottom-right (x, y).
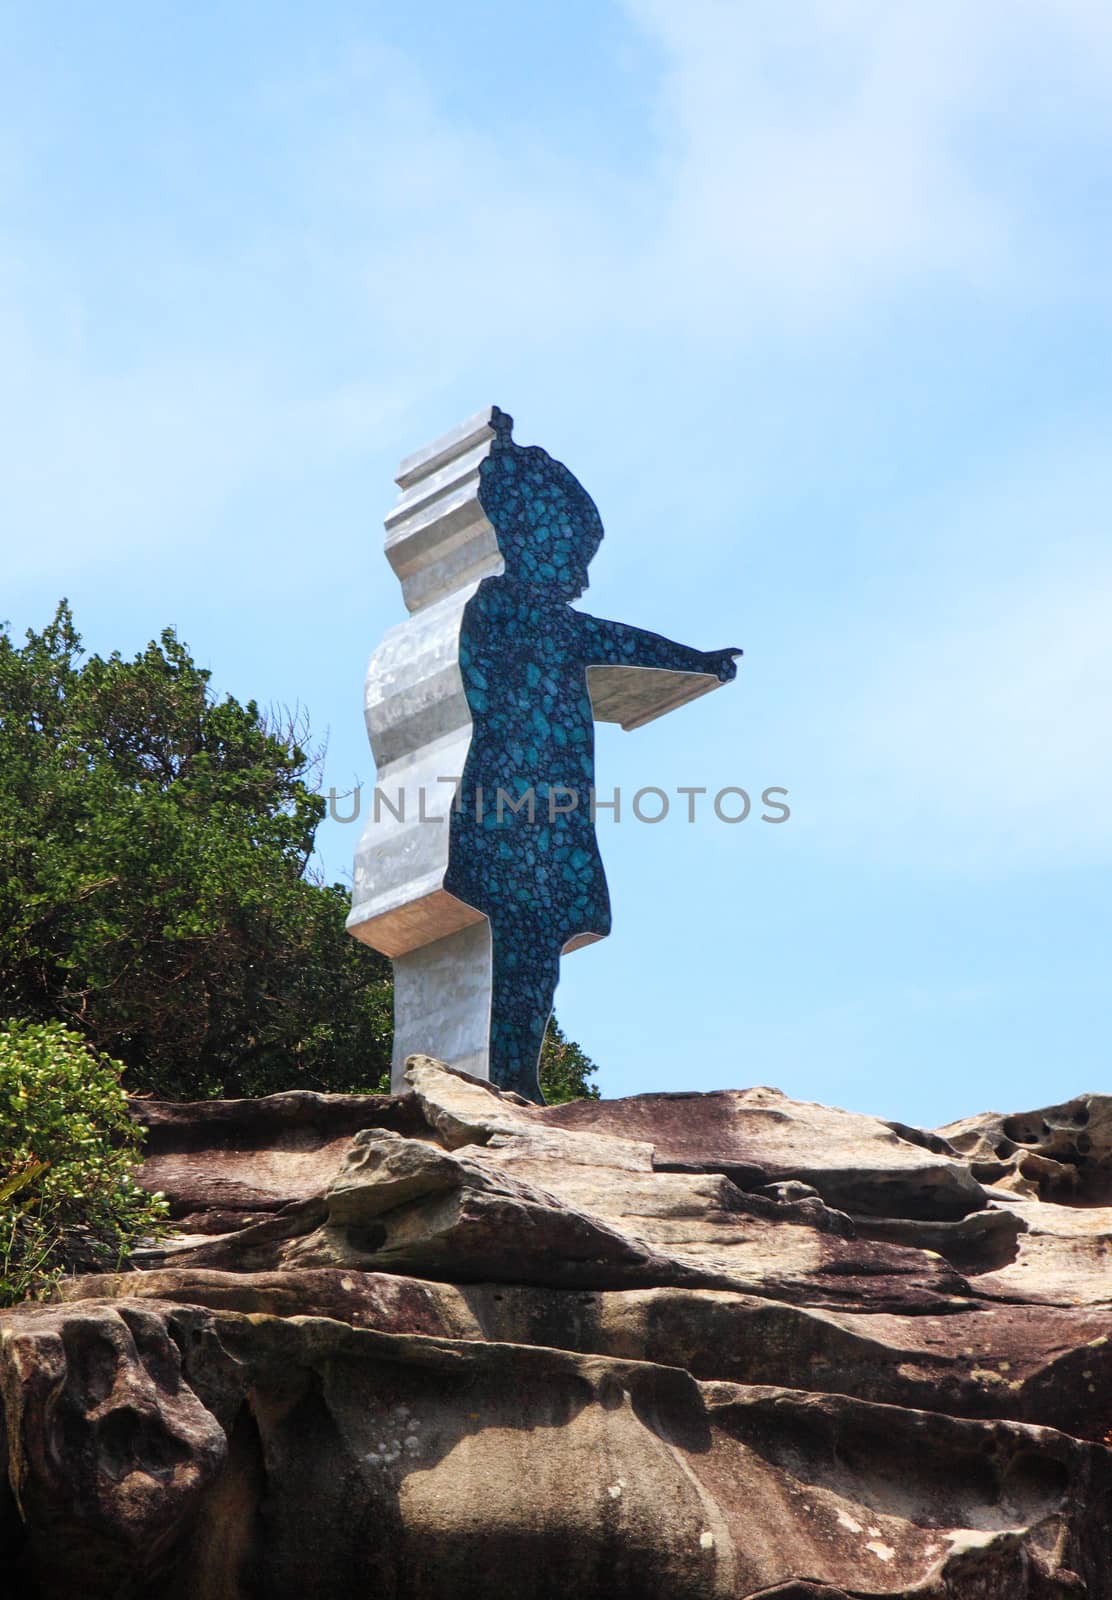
top-left (704, 647), bottom-right (742, 683)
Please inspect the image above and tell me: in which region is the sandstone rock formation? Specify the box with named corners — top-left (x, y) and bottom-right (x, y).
top-left (2, 1061), bottom-right (1110, 1598)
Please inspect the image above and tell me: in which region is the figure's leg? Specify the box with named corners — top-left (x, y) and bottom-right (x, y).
top-left (487, 918), bottom-right (559, 1103)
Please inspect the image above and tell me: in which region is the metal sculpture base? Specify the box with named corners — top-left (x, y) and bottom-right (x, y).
top-left (390, 921), bottom-right (492, 1093)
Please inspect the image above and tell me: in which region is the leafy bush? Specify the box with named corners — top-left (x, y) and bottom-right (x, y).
top-left (0, 603), bottom-right (393, 1099)
top-left (0, 1019), bottom-right (167, 1306)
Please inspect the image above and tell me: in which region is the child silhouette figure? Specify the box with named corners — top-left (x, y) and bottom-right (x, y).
top-left (444, 411), bottom-right (739, 1102)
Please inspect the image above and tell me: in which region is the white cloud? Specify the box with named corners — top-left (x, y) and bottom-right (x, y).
top-left (819, 439), bottom-right (1112, 870)
top-left (3, 7), bottom-right (1111, 578)
top-left (0, 42), bottom-right (632, 577)
top-left (622, 0), bottom-right (1112, 327)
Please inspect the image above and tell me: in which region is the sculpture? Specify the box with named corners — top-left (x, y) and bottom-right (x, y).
top-left (348, 408), bottom-right (739, 1101)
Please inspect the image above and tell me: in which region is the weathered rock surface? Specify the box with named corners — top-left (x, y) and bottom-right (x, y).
top-left (939, 1093), bottom-right (1112, 1204)
top-left (3, 1064), bottom-right (1111, 1598)
top-left (542, 1083), bottom-right (989, 1220)
top-left (134, 1088), bottom-right (425, 1229)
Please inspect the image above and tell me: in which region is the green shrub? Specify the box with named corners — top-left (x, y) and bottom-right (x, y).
top-left (539, 1016), bottom-right (601, 1103)
top-left (0, 603), bottom-right (393, 1100)
top-left (0, 1019), bottom-right (167, 1306)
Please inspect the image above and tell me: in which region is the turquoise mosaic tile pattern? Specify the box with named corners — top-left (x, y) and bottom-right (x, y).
top-left (444, 410), bottom-right (736, 1101)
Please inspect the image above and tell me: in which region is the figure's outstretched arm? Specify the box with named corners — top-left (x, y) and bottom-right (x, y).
top-left (575, 613), bottom-right (741, 683)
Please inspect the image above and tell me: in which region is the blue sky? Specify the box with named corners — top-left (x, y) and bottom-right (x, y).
top-left (3, 2), bottom-right (1110, 1126)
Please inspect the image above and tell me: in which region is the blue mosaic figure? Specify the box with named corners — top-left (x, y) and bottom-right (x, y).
top-left (443, 410), bottom-right (740, 1102)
